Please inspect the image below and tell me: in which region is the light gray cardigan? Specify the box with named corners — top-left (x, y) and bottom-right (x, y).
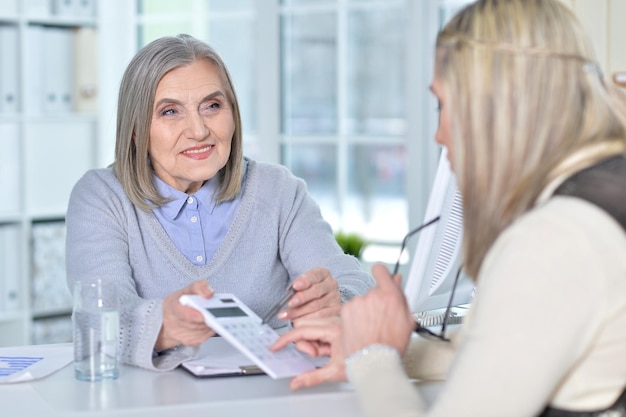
top-left (66, 158), bottom-right (374, 371)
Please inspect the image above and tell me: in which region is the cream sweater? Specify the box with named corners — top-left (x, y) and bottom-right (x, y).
top-left (347, 196), bottom-right (626, 417)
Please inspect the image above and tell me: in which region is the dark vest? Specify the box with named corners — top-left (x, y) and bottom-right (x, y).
top-left (553, 155), bottom-right (626, 232)
top-left (539, 155), bottom-right (626, 417)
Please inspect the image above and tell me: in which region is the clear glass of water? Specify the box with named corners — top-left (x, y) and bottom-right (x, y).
top-left (73, 279), bottom-right (120, 381)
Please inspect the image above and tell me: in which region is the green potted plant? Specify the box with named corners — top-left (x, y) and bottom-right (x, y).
top-left (334, 231), bottom-right (368, 260)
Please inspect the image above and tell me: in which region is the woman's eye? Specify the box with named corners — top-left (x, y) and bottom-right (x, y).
top-left (199, 101), bottom-right (222, 113)
top-left (160, 108), bottom-right (177, 116)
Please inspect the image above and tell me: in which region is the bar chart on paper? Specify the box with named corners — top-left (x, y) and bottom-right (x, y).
top-left (0, 345), bottom-right (73, 383)
top-left (0, 356), bottom-right (43, 378)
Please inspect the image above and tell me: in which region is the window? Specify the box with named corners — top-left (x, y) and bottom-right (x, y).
top-left (280, 0), bottom-right (409, 247)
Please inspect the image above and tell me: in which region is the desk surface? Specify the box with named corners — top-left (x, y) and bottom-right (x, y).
top-left (1, 344), bottom-right (441, 417)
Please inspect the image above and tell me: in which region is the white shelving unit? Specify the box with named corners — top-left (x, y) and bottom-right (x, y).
top-left (0, 0), bottom-right (99, 346)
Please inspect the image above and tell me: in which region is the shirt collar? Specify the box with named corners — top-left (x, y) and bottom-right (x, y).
top-left (153, 175), bottom-right (219, 220)
top-left (152, 159), bottom-right (248, 219)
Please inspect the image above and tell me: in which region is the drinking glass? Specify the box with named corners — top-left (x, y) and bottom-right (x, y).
top-left (73, 279), bottom-right (120, 381)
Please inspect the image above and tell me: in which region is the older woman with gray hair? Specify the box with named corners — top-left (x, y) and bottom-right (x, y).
top-left (66, 34), bottom-right (374, 372)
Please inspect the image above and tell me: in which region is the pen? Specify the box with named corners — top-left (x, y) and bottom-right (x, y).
top-left (261, 283), bottom-right (295, 325)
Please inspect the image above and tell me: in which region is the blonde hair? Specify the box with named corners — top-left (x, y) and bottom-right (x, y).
top-left (435, 0), bottom-right (626, 278)
top-left (113, 34), bottom-right (244, 211)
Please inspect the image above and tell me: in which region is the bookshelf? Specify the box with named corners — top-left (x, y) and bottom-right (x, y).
top-left (0, 0), bottom-right (99, 346)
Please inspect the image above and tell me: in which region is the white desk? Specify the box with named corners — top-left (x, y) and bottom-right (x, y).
top-left (0, 344), bottom-right (442, 417)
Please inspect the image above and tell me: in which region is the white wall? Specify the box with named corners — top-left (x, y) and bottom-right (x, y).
top-left (559, 0), bottom-right (626, 89)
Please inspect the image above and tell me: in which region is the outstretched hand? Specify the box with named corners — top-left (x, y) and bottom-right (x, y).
top-left (270, 263), bottom-right (415, 390)
top-left (156, 280), bottom-right (216, 351)
top-left (278, 267), bottom-right (342, 324)
top-left (270, 317), bottom-right (346, 390)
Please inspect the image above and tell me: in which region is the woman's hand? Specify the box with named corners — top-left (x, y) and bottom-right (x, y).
top-left (270, 264), bottom-right (414, 390)
top-left (341, 263), bottom-right (415, 358)
top-left (155, 280), bottom-right (216, 351)
top-left (270, 317), bottom-right (346, 390)
top-left (279, 267), bottom-right (342, 324)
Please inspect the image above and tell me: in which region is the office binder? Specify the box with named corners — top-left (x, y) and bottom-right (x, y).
top-left (43, 27), bottom-right (74, 113)
top-left (73, 27), bottom-right (98, 113)
top-left (51, 0), bottom-right (75, 16)
top-left (0, 25), bottom-right (19, 114)
top-left (24, 25), bottom-right (44, 114)
top-left (76, 0), bottom-right (96, 17)
top-left (0, 123), bottom-right (20, 214)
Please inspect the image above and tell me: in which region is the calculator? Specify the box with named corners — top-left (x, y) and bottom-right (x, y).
top-left (179, 293), bottom-right (316, 379)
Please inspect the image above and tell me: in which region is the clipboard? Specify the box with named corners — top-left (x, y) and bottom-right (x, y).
top-left (180, 337), bottom-right (265, 378)
top-left (180, 362), bottom-right (264, 378)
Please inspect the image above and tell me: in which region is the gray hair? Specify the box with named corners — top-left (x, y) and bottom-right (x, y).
top-left (113, 34), bottom-right (244, 211)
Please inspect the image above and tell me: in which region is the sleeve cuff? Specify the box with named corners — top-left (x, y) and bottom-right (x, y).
top-left (346, 344), bottom-right (400, 369)
top-left (346, 344), bottom-right (425, 417)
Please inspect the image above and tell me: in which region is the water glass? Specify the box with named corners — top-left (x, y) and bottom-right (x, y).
top-left (73, 279), bottom-right (120, 381)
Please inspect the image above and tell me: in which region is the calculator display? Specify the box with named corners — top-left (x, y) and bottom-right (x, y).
top-left (206, 307), bottom-right (249, 318)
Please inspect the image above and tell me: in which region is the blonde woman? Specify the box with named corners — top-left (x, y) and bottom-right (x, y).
top-left (272, 0), bottom-right (626, 416)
